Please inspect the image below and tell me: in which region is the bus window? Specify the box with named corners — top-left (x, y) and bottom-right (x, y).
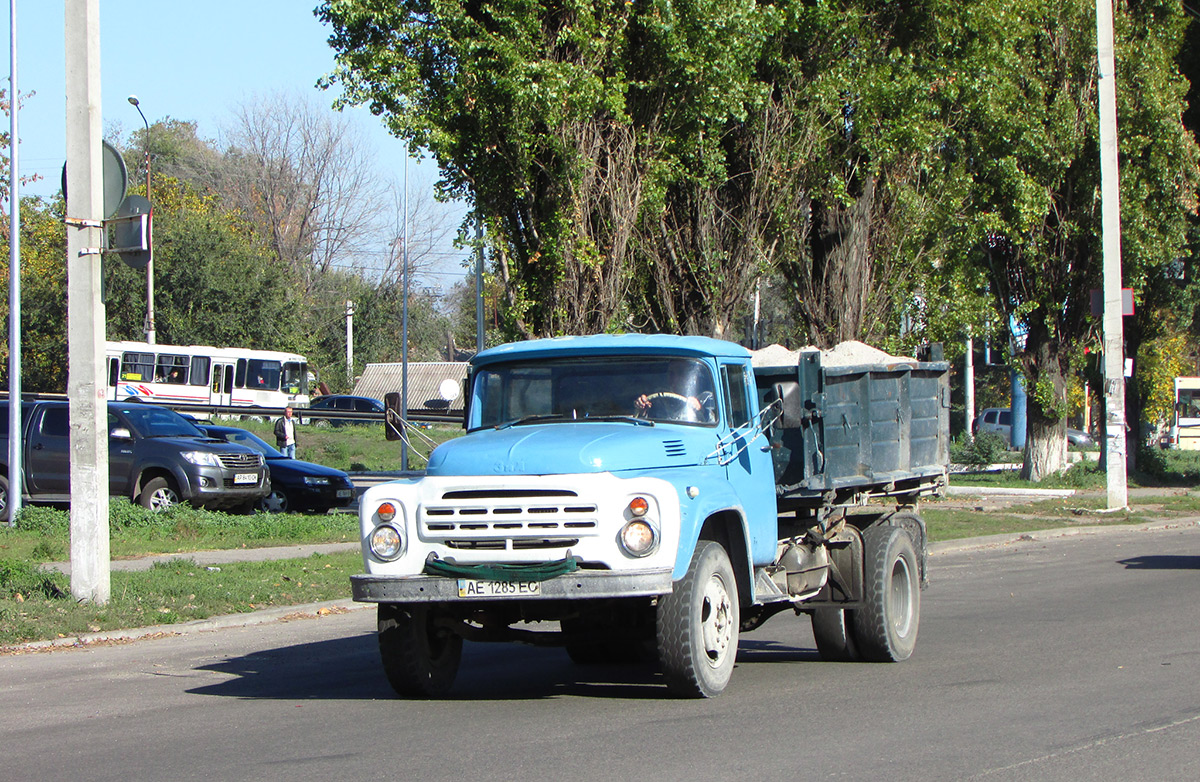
top-left (156, 354), bottom-right (189, 384)
top-left (248, 359), bottom-right (282, 390)
top-left (121, 352), bottom-right (154, 382)
top-left (282, 362), bottom-right (307, 395)
top-left (190, 356), bottom-right (211, 387)
top-left (235, 359), bottom-right (247, 388)
top-left (108, 357), bottom-right (119, 387)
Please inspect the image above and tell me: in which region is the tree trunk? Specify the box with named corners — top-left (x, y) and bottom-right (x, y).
top-left (1022, 415), bottom-right (1068, 481)
top-left (1019, 334), bottom-right (1070, 481)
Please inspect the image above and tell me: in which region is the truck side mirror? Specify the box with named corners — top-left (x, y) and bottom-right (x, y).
top-left (110, 426), bottom-right (133, 441)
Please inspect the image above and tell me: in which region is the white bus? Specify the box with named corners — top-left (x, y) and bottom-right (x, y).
top-left (1169, 376), bottom-right (1200, 450)
top-left (106, 341), bottom-right (310, 410)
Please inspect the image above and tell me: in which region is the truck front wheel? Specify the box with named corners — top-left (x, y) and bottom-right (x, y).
top-left (139, 477), bottom-right (180, 511)
top-left (656, 540), bottom-right (739, 698)
top-left (853, 525), bottom-right (920, 662)
top-left (378, 603), bottom-right (462, 698)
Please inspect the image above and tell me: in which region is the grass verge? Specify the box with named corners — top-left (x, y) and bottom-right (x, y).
top-left (0, 501), bottom-right (358, 563)
top-left (0, 551), bottom-right (361, 647)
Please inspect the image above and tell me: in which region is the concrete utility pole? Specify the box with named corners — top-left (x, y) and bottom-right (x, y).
top-left (1097, 0), bottom-right (1128, 510)
top-left (64, 0), bottom-right (110, 603)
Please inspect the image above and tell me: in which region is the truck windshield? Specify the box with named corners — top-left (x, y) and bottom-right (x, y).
top-left (472, 356), bottom-right (717, 429)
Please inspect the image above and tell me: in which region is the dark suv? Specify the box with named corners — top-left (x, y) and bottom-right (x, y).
top-left (0, 400), bottom-right (270, 511)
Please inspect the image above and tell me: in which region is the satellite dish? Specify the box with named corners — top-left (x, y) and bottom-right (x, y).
top-left (60, 140), bottom-right (129, 219)
top-left (438, 378), bottom-right (460, 401)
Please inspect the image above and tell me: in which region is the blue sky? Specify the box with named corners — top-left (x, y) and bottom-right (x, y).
top-left (4, 1), bottom-right (468, 286)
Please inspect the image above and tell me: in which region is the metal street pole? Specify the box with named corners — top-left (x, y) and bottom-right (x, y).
top-left (7, 0), bottom-right (21, 527)
top-left (400, 154), bottom-right (409, 472)
top-left (127, 95), bottom-right (155, 344)
top-left (1096, 0), bottom-right (1128, 509)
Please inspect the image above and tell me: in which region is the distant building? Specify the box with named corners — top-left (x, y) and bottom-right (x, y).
top-left (353, 362), bottom-right (468, 419)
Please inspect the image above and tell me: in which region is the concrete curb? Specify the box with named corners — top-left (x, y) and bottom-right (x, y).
top-left (944, 485), bottom-right (1076, 498)
top-left (3, 598), bottom-right (372, 654)
top-left (929, 517), bottom-right (1200, 556)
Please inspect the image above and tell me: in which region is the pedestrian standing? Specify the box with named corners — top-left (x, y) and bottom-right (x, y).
top-left (274, 405), bottom-right (297, 458)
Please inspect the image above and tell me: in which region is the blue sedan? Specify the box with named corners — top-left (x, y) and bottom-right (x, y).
top-left (199, 425), bottom-right (356, 513)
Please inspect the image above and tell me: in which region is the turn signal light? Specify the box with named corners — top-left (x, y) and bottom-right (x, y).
top-left (377, 502), bottom-right (396, 522)
top-left (628, 497), bottom-right (649, 517)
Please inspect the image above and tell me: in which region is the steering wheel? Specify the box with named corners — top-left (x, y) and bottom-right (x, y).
top-left (645, 392), bottom-right (690, 405)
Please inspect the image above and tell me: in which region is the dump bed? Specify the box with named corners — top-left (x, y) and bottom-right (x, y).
top-left (755, 349), bottom-right (950, 509)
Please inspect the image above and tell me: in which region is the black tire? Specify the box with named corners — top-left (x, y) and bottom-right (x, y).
top-left (139, 476), bottom-right (180, 511)
top-left (811, 607), bottom-right (861, 662)
top-left (853, 525), bottom-right (920, 662)
top-left (378, 603), bottom-right (462, 698)
top-left (258, 488), bottom-right (290, 513)
top-left (656, 540), bottom-right (740, 698)
top-left (0, 473), bottom-right (8, 518)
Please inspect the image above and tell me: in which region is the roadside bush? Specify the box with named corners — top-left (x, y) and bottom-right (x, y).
top-left (0, 558), bottom-right (67, 599)
top-left (13, 505), bottom-right (68, 534)
top-left (1136, 446), bottom-right (1200, 485)
top-left (951, 432), bottom-right (1009, 466)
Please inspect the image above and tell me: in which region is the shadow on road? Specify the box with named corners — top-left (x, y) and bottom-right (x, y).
top-left (186, 633), bottom-right (814, 701)
top-left (1118, 554), bottom-right (1200, 570)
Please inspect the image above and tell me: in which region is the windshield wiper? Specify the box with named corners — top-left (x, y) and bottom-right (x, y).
top-left (494, 414), bottom-right (574, 430)
top-left (583, 415), bottom-right (655, 427)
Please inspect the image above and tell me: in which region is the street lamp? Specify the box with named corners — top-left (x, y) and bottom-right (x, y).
top-left (127, 94), bottom-right (156, 345)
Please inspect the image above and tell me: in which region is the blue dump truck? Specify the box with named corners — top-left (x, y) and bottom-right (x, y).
top-left (353, 334), bottom-right (949, 697)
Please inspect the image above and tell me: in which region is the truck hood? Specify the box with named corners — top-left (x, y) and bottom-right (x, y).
top-left (426, 423), bottom-right (711, 476)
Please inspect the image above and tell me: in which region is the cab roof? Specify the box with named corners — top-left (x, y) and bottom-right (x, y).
top-left (472, 334), bottom-right (751, 368)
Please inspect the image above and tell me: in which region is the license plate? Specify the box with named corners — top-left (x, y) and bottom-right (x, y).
top-left (234, 473), bottom-right (257, 485)
top-left (336, 489), bottom-right (352, 498)
top-left (457, 579), bottom-right (542, 598)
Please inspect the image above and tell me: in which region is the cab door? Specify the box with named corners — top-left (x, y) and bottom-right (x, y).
top-left (26, 406), bottom-right (71, 494)
top-left (719, 360), bottom-right (778, 566)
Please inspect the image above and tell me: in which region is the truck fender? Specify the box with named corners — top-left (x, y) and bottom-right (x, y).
top-left (671, 482), bottom-right (754, 604)
top-left (133, 462), bottom-right (193, 502)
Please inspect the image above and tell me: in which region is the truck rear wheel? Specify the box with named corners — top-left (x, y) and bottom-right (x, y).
top-left (656, 540), bottom-right (739, 698)
top-left (811, 607), bottom-right (861, 662)
top-left (378, 603), bottom-right (462, 698)
top-left (853, 525), bottom-right (920, 662)
top-left (139, 477), bottom-right (180, 511)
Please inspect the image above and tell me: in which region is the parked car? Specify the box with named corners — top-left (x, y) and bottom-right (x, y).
top-left (198, 424), bottom-right (357, 513)
top-left (0, 400), bottom-right (269, 512)
top-left (973, 407), bottom-right (1094, 447)
top-left (305, 394), bottom-right (385, 427)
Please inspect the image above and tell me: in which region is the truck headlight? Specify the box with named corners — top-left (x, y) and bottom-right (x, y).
top-left (369, 524), bottom-right (404, 561)
top-left (619, 520), bottom-right (657, 557)
top-left (181, 451), bottom-right (220, 467)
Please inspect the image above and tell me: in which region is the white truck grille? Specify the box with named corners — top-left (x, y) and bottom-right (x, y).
top-left (420, 488), bottom-right (599, 551)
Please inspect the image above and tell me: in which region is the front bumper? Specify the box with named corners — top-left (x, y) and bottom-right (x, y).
top-left (351, 568), bottom-right (673, 603)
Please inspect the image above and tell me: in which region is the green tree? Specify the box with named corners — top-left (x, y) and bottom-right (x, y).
top-left (104, 174), bottom-right (304, 350)
top-left (954, 0), bottom-right (1197, 479)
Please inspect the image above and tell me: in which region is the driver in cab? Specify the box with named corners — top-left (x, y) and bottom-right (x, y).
top-left (635, 359), bottom-right (717, 423)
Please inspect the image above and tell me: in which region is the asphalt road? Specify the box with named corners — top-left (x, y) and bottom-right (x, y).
top-left (3, 523), bottom-right (1199, 781)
